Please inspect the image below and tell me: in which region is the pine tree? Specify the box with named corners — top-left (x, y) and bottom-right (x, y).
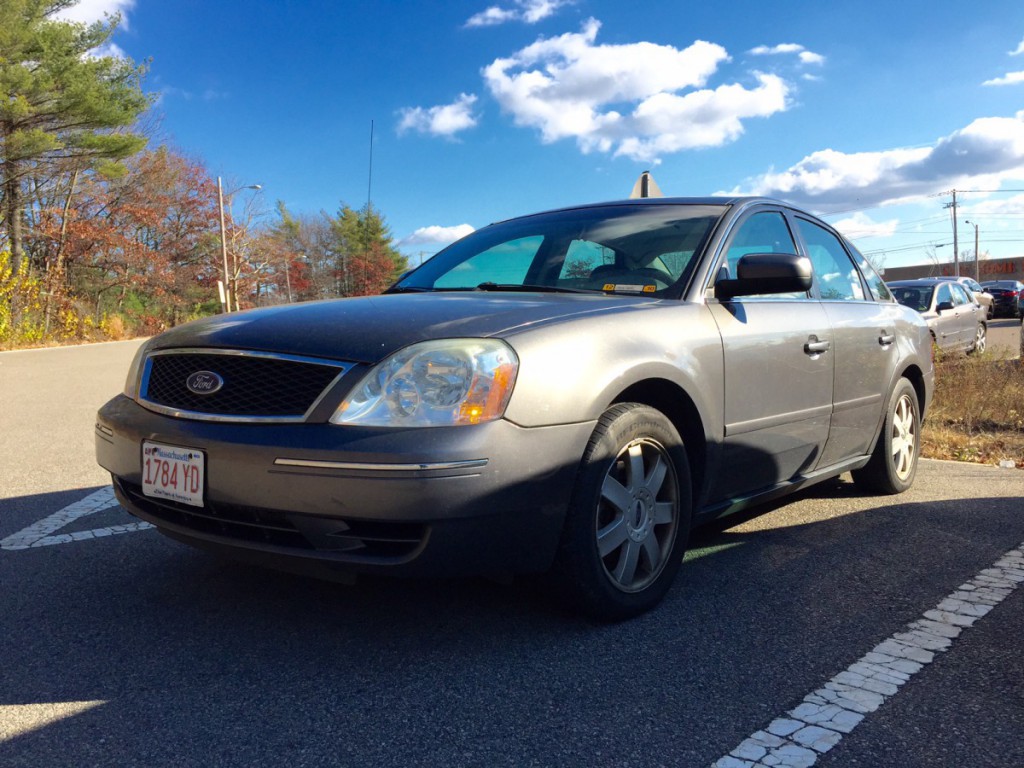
top-left (0, 0), bottom-right (150, 283)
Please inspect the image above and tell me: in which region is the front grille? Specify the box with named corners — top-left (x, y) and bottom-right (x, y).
top-left (117, 480), bottom-right (426, 560)
top-left (141, 351), bottom-right (346, 419)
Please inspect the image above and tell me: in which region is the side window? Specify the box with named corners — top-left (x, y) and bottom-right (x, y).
top-left (936, 283), bottom-right (953, 307)
top-left (795, 218), bottom-right (866, 301)
top-left (852, 249), bottom-right (892, 301)
top-left (434, 236), bottom-right (541, 288)
top-left (720, 211), bottom-right (806, 300)
top-left (951, 284), bottom-right (972, 306)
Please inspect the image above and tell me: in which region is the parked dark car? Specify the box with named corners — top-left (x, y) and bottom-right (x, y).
top-left (980, 279), bottom-right (1024, 319)
top-left (96, 197), bottom-right (935, 620)
top-left (888, 279), bottom-right (987, 353)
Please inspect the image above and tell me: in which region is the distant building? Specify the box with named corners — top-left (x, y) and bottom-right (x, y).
top-left (881, 256), bottom-right (1024, 283)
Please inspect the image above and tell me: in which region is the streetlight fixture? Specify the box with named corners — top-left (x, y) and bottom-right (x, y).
top-left (964, 219), bottom-right (980, 282)
top-left (216, 177), bottom-right (261, 313)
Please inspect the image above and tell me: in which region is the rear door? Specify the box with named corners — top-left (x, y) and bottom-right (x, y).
top-left (791, 216), bottom-right (901, 465)
top-left (706, 208), bottom-right (834, 501)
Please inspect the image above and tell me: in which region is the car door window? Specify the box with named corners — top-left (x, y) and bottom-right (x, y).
top-left (794, 218), bottom-right (866, 301)
top-left (951, 284), bottom-right (972, 306)
top-left (721, 211), bottom-right (806, 299)
top-left (936, 284), bottom-right (953, 307)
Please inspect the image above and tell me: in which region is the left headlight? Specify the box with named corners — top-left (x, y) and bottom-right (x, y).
top-left (331, 339), bottom-right (518, 427)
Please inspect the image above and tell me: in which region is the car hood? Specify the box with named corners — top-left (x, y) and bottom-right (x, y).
top-left (149, 292), bottom-right (660, 363)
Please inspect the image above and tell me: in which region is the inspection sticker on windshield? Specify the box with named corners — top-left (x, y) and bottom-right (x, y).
top-left (603, 284), bottom-right (658, 293)
top-left (142, 442), bottom-right (205, 507)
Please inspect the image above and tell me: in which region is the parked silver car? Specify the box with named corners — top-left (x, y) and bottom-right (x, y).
top-left (953, 276), bottom-right (994, 319)
top-left (888, 278), bottom-right (987, 354)
top-left (96, 197), bottom-right (935, 620)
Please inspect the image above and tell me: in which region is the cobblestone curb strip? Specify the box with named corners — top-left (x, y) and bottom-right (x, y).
top-left (713, 542), bottom-right (1024, 768)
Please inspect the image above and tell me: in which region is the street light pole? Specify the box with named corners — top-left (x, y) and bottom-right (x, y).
top-left (217, 177), bottom-right (231, 313)
top-left (965, 220), bottom-right (980, 281)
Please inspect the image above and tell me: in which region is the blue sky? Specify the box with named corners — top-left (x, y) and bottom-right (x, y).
top-left (64, 0), bottom-right (1024, 269)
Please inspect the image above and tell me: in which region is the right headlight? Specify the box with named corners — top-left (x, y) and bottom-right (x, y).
top-left (331, 339), bottom-right (518, 427)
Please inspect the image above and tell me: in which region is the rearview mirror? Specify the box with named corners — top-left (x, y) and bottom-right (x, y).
top-left (936, 301), bottom-right (954, 313)
top-left (714, 253), bottom-right (813, 301)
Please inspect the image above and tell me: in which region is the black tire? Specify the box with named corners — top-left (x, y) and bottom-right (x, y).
top-left (852, 378), bottom-right (921, 494)
top-left (552, 403), bottom-right (692, 621)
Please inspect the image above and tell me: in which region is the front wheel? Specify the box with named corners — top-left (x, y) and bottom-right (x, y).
top-left (552, 403), bottom-right (691, 621)
top-left (852, 378), bottom-right (921, 494)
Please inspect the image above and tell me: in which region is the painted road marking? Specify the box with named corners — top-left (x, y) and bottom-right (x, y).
top-left (0, 486), bottom-right (153, 551)
top-left (713, 541), bottom-right (1024, 768)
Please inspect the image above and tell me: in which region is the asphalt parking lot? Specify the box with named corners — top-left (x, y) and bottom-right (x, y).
top-left (1, 340), bottom-right (1021, 767)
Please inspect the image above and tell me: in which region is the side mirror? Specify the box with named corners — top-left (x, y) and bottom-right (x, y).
top-left (715, 253), bottom-right (813, 301)
top-left (936, 301), bottom-right (954, 313)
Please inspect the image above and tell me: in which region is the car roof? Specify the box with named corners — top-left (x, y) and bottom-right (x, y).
top-left (887, 278), bottom-right (957, 286)
top-left (484, 196), bottom-right (811, 227)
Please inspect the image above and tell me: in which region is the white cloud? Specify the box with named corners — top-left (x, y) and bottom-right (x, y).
top-left (750, 43), bottom-right (804, 56)
top-left (398, 94), bottom-right (479, 138)
top-left (483, 19), bottom-right (790, 163)
top-left (1011, 38), bottom-right (1024, 56)
top-left (983, 71), bottom-right (1024, 86)
top-left (466, 0), bottom-right (572, 27)
top-left (832, 212), bottom-right (900, 239)
top-left (750, 43), bottom-right (825, 65)
top-left (729, 111), bottom-right (1024, 210)
top-left (399, 224), bottom-right (476, 247)
top-left (52, 0), bottom-right (135, 29)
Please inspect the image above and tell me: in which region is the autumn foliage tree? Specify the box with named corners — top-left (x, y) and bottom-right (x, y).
top-left (46, 147), bottom-right (221, 330)
top-left (0, 0), bottom-right (149, 285)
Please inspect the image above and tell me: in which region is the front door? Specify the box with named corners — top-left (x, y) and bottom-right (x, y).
top-left (706, 209), bottom-right (834, 503)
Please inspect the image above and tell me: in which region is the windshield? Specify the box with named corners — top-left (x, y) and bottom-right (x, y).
top-left (393, 204), bottom-right (725, 296)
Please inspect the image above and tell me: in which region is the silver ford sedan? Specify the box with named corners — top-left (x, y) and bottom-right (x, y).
top-left (96, 197), bottom-right (934, 620)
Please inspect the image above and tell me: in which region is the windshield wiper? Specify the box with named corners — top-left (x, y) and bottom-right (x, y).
top-left (383, 285), bottom-right (434, 294)
top-left (474, 282), bottom-right (589, 294)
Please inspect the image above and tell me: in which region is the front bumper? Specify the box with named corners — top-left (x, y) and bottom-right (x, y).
top-left (96, 395), bottom-right (594, 579)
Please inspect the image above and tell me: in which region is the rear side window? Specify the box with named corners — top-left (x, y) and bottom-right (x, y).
top-left (795, 218), bottom-right (866, 301)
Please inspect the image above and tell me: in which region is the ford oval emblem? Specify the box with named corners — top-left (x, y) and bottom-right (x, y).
top-left (185, 370), bottom-right (224, 395)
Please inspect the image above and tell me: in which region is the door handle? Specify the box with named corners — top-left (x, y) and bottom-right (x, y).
top-left (879, 332), bottom-right (895, 346)
top-left (804, 336), bottom-right (830, 355)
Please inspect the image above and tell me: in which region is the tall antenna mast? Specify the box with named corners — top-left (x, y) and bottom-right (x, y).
top-left (367, 119), bottom-right (374, 210)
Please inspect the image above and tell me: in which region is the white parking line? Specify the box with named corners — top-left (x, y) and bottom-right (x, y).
top-left (713, 541), bottom-right (1024, 768)
top-left (0, 486), bottom-right (153, 551)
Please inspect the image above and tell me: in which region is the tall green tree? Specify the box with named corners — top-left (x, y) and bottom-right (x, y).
top-left (0, 0), bottom-right (150, 279)
top-left (330, 204), bottom-right (407, 296)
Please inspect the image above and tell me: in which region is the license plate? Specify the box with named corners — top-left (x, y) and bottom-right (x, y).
top-left (142, 441), bottom-right (205, 507)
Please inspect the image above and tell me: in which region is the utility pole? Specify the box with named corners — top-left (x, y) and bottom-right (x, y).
top-left (942, 190), bottom-right (960, 277)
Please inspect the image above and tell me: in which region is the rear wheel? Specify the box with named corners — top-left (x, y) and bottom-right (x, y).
top-left (552, 403), bottom-right (691, 621)
top-left (852, 378), bottom-right (920, 494)
top-left (969, 323), bottom-right (987, 354)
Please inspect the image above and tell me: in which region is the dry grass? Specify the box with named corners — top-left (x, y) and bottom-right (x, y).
top-left (921, 352), bottom-right (1024, 467)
